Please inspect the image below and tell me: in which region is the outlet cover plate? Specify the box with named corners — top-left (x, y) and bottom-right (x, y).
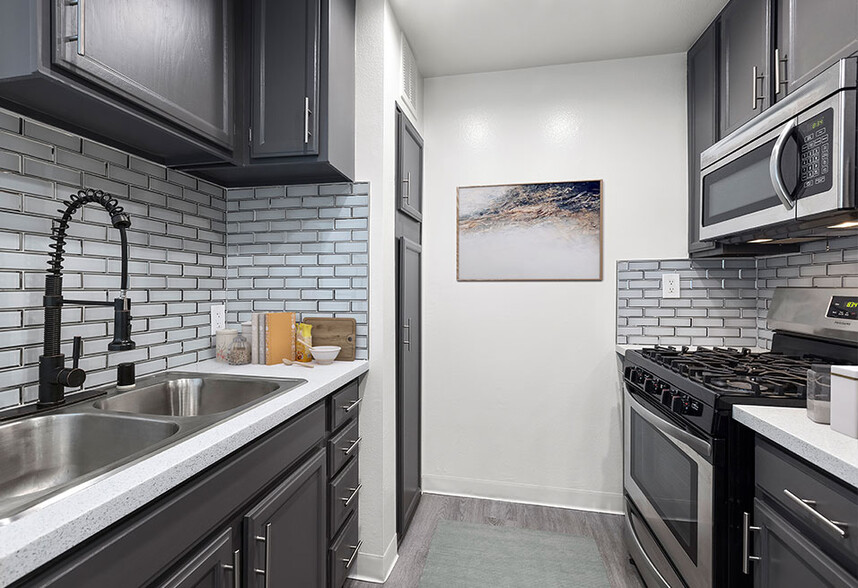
top-left (662, 274), bottom-right (681, 299)
top-left (210, 304), bottom-right (226, 334)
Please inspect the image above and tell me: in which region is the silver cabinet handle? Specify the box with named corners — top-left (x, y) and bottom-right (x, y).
top-left (341, 483), bottom-right (362, 507)
top-left (222, 548), bottom-right (241, 588)
top-left (774, 49), bottom-right (788, 95)
top-left (403, 318), bottom-right (411, 349)
top-left (742, 512), bottom-right (761, 574)
top-left (769, 117), bottom-right (797, 211)
top-left (342, 397), bottom-right (362, 413)
top-left (342, 436), bottom-right (362, 456)
top-left (342, 540), bottom-right (362, 569)
top-left (66, 0), bottom-right (85, 55)
top-left (783, 489), bottom-right (848, 539)
top-left (403, 172), bottom-right (411, 205)
top-left (304, 97), bottom-right (311, 144)
top-left (752, 66), bottom-right (765, 110)
top-left (253, 522), bottom-right (271, 588)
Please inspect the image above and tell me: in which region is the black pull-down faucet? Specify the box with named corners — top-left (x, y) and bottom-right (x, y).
top-left (38, 189), bottom-right (136, 407)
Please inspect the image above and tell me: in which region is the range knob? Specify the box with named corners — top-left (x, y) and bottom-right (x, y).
top-left (671, 394), bottom-right (689, 414)
top-left (660, 388), bottom-right (676, 406)
top-left (644, 377), bottom-right (660, 395)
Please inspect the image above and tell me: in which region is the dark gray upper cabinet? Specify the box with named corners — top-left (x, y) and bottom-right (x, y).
top-left (720, 0), bottom-right (771, 136)
top-left (179, 0), bottom-right (355, 187)
top-left (251, 0), bottom-right (319, 158)
top-left (244, 448), bottom-right (328, 588)
top-left (397, 108), bottom-right (424, 222)
top-left (687, 22), bottom-right (720, 256)
top-left (53, 0), bottom-right (234, 150)
top-left (0, 0), bottom-right (234, 166)
top-left (157, 528), bottom-right (238, 588)
top-left (775, 0), bottom-right (858, 101)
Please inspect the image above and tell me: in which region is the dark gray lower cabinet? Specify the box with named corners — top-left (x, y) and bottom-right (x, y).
top-left (397, 236), bottom-right (422, 540)
top-left (158, 529), bottom-right (238, 588)
top-left (13, 379), bottom-right (363, 588)
top-left (748, 437), bottom-right (858, 586)
top-left (752, 499), bottom-right (857, 587)
top-left (244, 448), bottom-right (327, 588)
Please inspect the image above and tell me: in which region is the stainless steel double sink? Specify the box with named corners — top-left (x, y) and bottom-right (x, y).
top-left (0, 372), bottom-right (306, 524)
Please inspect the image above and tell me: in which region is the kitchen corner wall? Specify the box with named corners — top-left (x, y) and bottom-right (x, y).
top-left (615, 235), bottom-right (858, 348)
top-left (0, 107), bottom-right (227, 410)
top-left (224, 183), bottom-right (369, 359)
top-left (422, 53), bottom-right (689, 514)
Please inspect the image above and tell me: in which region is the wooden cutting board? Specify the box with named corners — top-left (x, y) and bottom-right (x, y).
top-left (304, 317), bottom-right (357, 361)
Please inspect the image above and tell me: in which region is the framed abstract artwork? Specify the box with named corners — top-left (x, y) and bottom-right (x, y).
top-left (457, 180), bottom-right (603, 281)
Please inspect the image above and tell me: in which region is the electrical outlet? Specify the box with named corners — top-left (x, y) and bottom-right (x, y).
top-left (210, 304), bottom-right (226, 335)
top-left (662, 274), bottom-right (681, 299)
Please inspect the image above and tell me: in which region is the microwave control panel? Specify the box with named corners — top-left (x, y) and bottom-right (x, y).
top-left (797, 108), bottom-right (834, 197)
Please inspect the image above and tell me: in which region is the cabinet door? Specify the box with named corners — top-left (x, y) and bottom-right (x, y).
top-left (720, 0), bottom-right (771, 136)
top-left (251, 0), bottom-right (320, 158)
top-left (244, 448), bottom-right (327, 588)
top-left (687, 22), bottom-right (720, 256)
top-left (752, 499), bottom-right (858, 588)
top-left (775, 0), bottom-right (858, 100)
top-left (397, 236), bottom-right (422, 539)
top-left (53, 0), bottom-right (234, 149)
top-left (397, 108), bottom-right (424, 222)
top-left (158, 529), bottom-right (239, 588)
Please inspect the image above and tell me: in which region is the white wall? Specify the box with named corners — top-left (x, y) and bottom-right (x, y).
top-left (353, 0), bottom-right (423, 582)
top-left (422, 54), bottom-right (688, 513)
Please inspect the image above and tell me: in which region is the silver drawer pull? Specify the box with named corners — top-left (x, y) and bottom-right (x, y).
top-left (742, 512), bottom-right (761, 574)
top-left (342, 483), bottom-right (362, 507)
top-left (342, 437), bottom-right (362, 455)
top-left (253, 522), bottom-right (272, 588)
top-left (222, 549), bottom-right (240, 587)
top-left (783, 489), bottom-right (848, 539)
top-left (341, 397), bottom-right (362, 413)
top-left (342, 540), bottom-right (363, 569)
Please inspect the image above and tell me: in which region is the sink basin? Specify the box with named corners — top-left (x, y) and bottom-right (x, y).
top-left (0, 413), bottom-right (179, 508)
top-left (93, 376), bottom-right (300, 417)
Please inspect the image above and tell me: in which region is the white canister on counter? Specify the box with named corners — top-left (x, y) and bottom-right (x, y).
top-left (215, 328), bottom-right (238, 363)
top-left (830, 365), bottom-right (858, 438)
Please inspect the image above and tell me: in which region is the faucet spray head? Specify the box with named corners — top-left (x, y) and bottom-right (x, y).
top-left (108, 296), bottom-right (136, 351)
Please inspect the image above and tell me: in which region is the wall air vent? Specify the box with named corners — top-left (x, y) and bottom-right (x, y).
top-left (400, 33), bottom-right (419, 118)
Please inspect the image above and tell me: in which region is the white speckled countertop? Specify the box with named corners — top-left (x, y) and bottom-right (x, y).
top-left (733, 405), bottom-right (858, 489)
top-left (0, 359), bottom-right (368, 587)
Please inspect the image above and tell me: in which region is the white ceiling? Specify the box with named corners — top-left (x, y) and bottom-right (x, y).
top-left (389, 0), bottom-right (729, 78)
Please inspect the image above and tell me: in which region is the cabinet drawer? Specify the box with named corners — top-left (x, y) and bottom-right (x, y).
top-left (328, 417), bottom-right (360, 478)
top-left (756, 438), bottom-right (858, 564)
top-left (329, 380), bottom-right (360, 432)
top-left (329, 511), bottom-right (360, 588)
top-left (329, 457), bottom-right (359, 537)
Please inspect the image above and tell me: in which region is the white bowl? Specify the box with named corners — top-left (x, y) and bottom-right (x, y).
top-left (310, 345), bottom-right (341, 364)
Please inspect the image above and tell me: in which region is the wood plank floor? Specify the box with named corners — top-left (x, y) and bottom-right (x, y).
top-left (346, 494), bottom-right (644, 588)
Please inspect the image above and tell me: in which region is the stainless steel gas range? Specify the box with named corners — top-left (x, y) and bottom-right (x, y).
top-left (622, 288), bottom-right (858, 588)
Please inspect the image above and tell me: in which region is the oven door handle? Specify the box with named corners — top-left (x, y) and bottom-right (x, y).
top-left (625, 389), bottom-right (712, 459)
top-left (769, 117), bottom-right (797, 211)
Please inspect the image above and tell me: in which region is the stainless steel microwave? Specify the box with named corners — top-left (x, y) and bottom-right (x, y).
top-left (699, 58), bottom-right (857, 243)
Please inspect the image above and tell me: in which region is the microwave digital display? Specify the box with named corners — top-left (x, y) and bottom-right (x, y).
top-left (796, 108), bottom-right (834, 199)
top-left (827, 296), bottom-right (858, 321)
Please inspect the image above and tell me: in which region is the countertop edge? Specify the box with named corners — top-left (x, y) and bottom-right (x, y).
top-left (0, 359), bottom-right (368, 586)
top-left (733, 405), bottom-right (858, 489)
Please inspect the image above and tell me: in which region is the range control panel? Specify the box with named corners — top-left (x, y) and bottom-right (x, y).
top-left (827, 296), bottom-right (858, 320)
top-left (797, 108), bottom-right (834, 198)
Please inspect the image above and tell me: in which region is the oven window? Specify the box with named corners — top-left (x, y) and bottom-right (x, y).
top-left (630, 410), bottom-right (698, 563)
top-left (702, 137), bottom-right (797, 226)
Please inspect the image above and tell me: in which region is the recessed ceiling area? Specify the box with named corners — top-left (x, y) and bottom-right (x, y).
top-left (389, 0), bottom-right (730, 78)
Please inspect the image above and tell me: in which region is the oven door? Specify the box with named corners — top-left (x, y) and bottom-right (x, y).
top-left (624, 388), bottom-right (713, 588)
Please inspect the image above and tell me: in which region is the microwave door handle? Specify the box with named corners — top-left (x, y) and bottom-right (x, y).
top-left (769, 118), bottom-right (797, 211)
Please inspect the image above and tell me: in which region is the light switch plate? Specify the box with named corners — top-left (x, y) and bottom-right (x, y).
top-left (210, 304), bottom-right (226, 334)
top-left (662, 274), bottom-right (681, 299)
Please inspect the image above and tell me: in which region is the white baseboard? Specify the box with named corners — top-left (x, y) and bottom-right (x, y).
top-left (422, 474), bottom-right (624, 514)
top-left (349, 532), bottom-right (398, 584)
